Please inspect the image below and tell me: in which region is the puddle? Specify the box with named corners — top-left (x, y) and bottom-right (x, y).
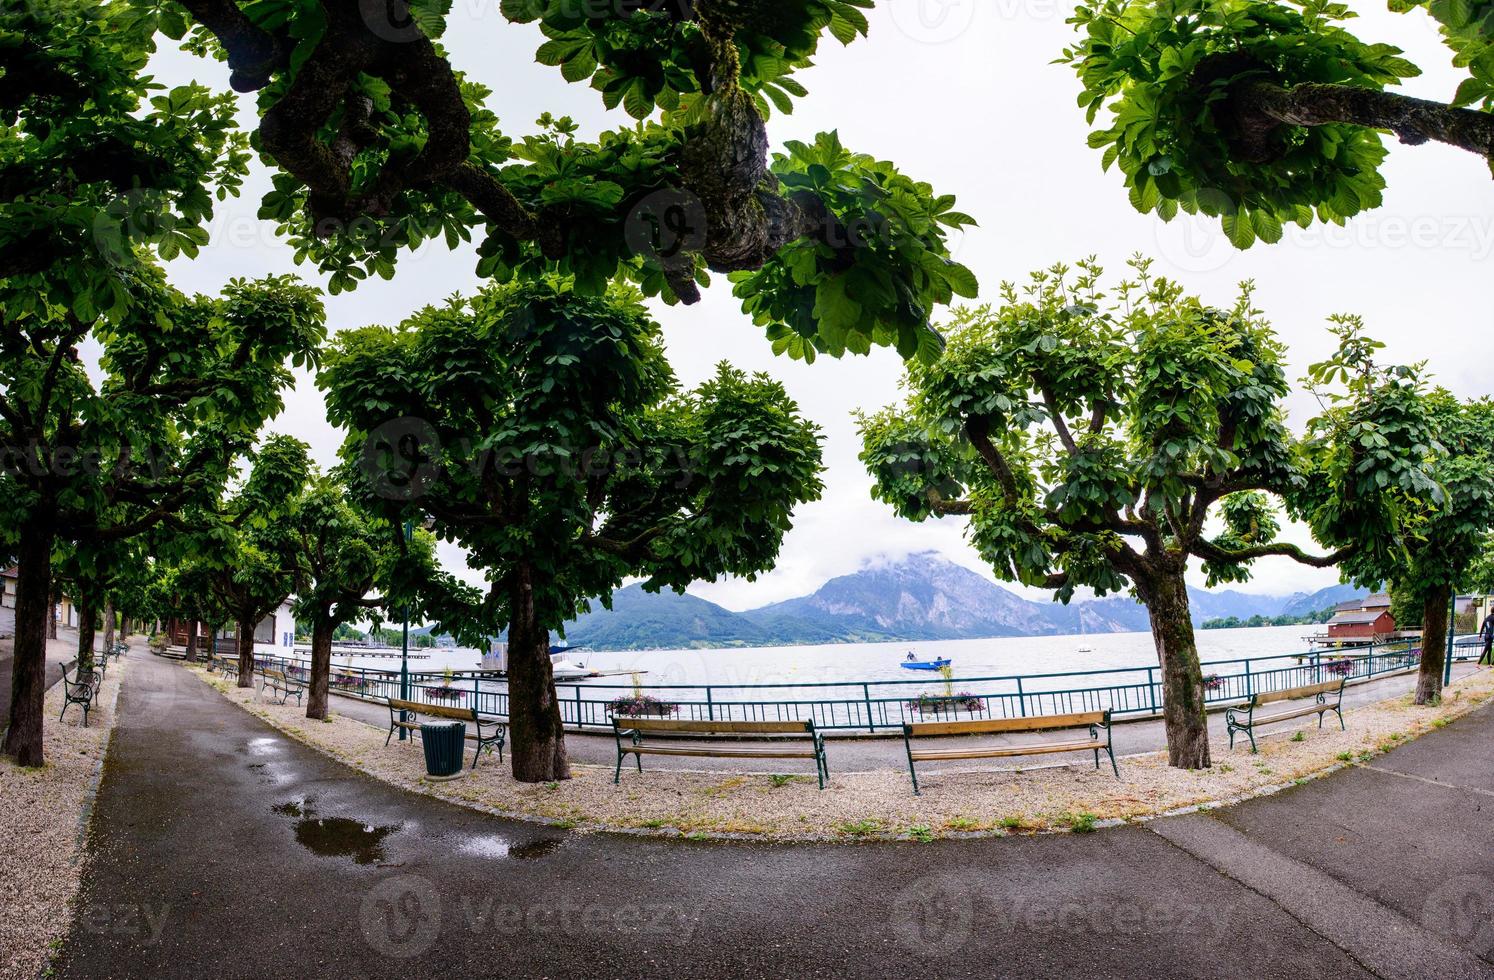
top-left (294, 816), bottom-right (399, 865)
top-left (455, 834), bottom-right (562, 860)
top-left (247, 737), bottom-right (282, 757)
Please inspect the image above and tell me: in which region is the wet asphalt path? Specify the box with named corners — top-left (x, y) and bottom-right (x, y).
top-left (55, 652), bottom-right (1494, 979)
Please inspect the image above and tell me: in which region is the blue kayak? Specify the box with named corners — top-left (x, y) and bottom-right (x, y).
top-left (901, 658), bottom-right (952, 671)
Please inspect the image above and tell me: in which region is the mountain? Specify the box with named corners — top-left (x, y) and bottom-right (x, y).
top-left (1277, 583), bottom-right (1369, 618)
top-left (560, 552), bottom-right (1343, 651)
top-left (741, 552), bottom-right (1061, 641)
top-left (563, 585), bottom-right (783, 651)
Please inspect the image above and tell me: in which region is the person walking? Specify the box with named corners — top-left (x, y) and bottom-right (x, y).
top-left (1480, 608), bottom-right (1494, 666)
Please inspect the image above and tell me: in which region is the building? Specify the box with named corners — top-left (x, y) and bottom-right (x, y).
top-left (0, 566), bottom-right (16, 638)
top-left (165, 598), bottom-right (298, 657)
top-left (1324, 593), bottom-right (1396, 642)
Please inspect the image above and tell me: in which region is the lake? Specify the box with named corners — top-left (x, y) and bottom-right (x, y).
top-left (324, 624), bottom-right (1321, 695)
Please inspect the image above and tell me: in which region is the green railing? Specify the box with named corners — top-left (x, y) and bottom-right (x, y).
top-left (246, 633), bottom-right (1482, 734)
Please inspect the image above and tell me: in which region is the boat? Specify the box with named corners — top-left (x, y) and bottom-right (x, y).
top-left (550, 652), bottom-right (591, 681)
top-left (1076, 644), bottom-right (1094, 653)
top-left (900, 657), bottom-right (952, 671)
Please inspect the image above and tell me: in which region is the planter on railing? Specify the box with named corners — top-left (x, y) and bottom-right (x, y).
top-left (1202, 674), bottom-right (1224, 692)
top-left (609, 694), bottom-right (678, 717)
top-left (426, 686), bottom-right (467, 704)
top-left (906, 692), bottom-right (986, 715)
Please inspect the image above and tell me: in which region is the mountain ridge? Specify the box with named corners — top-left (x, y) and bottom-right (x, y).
top-left (560, 552), bottom-right (1364, 651)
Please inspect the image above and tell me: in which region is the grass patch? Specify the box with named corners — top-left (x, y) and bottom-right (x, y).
top-left (943, 816), bottom-right (980, 832)
top-left (1062, 812), bottom-right (1098, 834)
top-left (766, 774), bottom-right (800, 788)
top-left (1290, 732), bottom-right (1305, 743)
top-left (835, 818), bottom-right (885, 838)
top-left (1335, 751), bottom-right (1354, 762)
top-left (639, 819), bottom-right (667, 829)
top-left (1432, 717), bottom-right (1451, 729)
top-left (904, 824), bottom-right (935, 843)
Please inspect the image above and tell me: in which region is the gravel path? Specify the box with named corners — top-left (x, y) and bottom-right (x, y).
top-left (0, 639), bottom-right (127, 979)
top-left (54, 650), bottom-right (1494, 978)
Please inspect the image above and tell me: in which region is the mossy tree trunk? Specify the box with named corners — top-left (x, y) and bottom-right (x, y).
top-left (306, 615), bottom-right (334, 721)
top-left (3, 523), bottom-right (54, 767)
top-left (1136, 564), bottom-right (1212, 770)
top-left (506, 562), bottom-right (570, 783)
top-left (1415, 585), bottom-right (1451, 705)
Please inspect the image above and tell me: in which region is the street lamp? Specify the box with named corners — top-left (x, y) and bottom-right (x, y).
top-left (398, 519), bottom-right (413, 740)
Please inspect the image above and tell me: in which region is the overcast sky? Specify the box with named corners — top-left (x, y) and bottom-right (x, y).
top-left (148, 1), bottom-right (1494, 611)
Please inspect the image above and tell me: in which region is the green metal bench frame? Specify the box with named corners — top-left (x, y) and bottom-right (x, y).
top-left (60, 664), bottom-right (98, 727)
top-left (384, 698), bottom-right (507, 770)
top-left (260, 669), bottom-right (305, 706)
top-left (1226, 676), bottom-right (1347, 753)
top-left (612, 718), bottom-right (829, 790)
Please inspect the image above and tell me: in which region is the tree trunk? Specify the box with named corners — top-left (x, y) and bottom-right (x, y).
top-left (306, 617), bottom-right (334, 720)
top-left (76, 595), bottom-right (96, 673)
top-left (47, 591), bottom-right (57, 639)
top-left (236, 617), bottom-right (255, 688)
top-left (506, 563), bottom-right (570, 782)
top-left (1415, 586), bottom-right (1451, 705)
top-left (184, 619), bottom-right (200, 663)
top-left (3, 524), bottom-right (54, 767)
top-left (208, 623), bottom-right (217, 660)
top-left (1138, 568), bottom-right (1212, 769)
top-left (102, 599), bottom-right (116, 657)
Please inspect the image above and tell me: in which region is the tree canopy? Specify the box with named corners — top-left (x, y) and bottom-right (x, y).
top-left (1064, 0), bottom-right (1494, 250)
top-left (320, 277), bottom-right (825, 780)
top-left (114, 0), bottom-right (977, 362)
top-left (857, 257), bottom-right (1435, 768)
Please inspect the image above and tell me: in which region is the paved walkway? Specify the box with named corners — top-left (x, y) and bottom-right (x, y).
top-left (324, 661), bottom-right (1484, 773)
top-left (55, 651), bottom-right (1494, 978)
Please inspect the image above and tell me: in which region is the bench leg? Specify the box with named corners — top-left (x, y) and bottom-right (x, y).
top-left (908, 760), bottom-right (921, 796)
top-left (1334, 706), bottom-right (1345, 731)
top-left (1107, 744), bottom-right (1119, 779)
top-left (1093, 748), bottom-right (1100, 770)
top-left (1247, 727), bottom-right (1258, 754)
top-left (385, 725), bottom-right (395, 747)
top-left (613, 748), bottom-right (624, 785)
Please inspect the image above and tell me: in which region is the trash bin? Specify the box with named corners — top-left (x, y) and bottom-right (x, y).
top-left (421, 721), bottom-right (466, 778)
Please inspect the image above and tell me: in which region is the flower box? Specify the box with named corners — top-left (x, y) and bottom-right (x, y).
top-left (609, 694), bottom-right (679, 717)
top-left (907, 692), bottom-right (987, 715)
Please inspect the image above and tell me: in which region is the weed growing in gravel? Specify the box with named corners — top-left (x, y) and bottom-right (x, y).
top-left (835, 819), bottom-right (884, 838)
top-left (944, 816), bottom-right (979, 832)
top-left (1290, 732), bottom-right (1305, 743)
top-left (1432, 717), bottom-right (1450, 729)
top-left (1336, 752), bottom-right (1354, 762)
top-left (905, 825), bottom-right (935, 843)
top-left (1063, 813), bottom-right (1098, 834)
top-left (767, 774), bottom-right (797, 788)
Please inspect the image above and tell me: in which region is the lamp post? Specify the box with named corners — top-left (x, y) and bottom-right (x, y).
top-left (1444, 591), bottom-right (1456, 688)
top-left (398, 519), bottom-right (413, 740)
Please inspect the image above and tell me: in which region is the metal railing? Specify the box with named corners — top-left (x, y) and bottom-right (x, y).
top-left (241, 633), bottom-right (1483, 734)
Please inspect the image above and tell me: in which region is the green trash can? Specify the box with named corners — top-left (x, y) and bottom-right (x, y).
top-left (421, 721), bottom-right (466, 778)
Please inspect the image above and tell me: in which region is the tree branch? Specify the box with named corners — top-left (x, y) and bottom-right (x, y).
top-left (1193, 537), bottom-right (1351, 569)
top-left (1234, 80), bottom-right (1494, 163)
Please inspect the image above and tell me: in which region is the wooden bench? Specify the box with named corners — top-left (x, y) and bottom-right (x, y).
top-left (260, 669), bottom-right (305, 706)
top-left (1226, 677), bottom-right (1346, 753)
top-left (59, 664), bottom-right (98, 727)
top-left (901, 711), bottom-right (1118, 795)
top-left (209, 656), bottom-right (239, 681)
top-left (612, 718), bottom-right (829, 790)
top-left (384, 698), bottom-right (507, 770)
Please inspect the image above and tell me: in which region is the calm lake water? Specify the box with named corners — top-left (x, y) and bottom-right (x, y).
top-left (323, 624), bottom-right (1320, 695)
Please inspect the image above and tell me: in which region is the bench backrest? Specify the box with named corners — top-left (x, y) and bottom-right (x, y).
top-left (264, 669), bottom-right (285, 682)
top-left (1254, 678), bottom-right (1343, 706)
top-left (904, 710), bottom-right (1107, 738)
top-left (387, 697), bottom-right (474, 722)
top-left (615, 718), bottom-right (812, 735)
